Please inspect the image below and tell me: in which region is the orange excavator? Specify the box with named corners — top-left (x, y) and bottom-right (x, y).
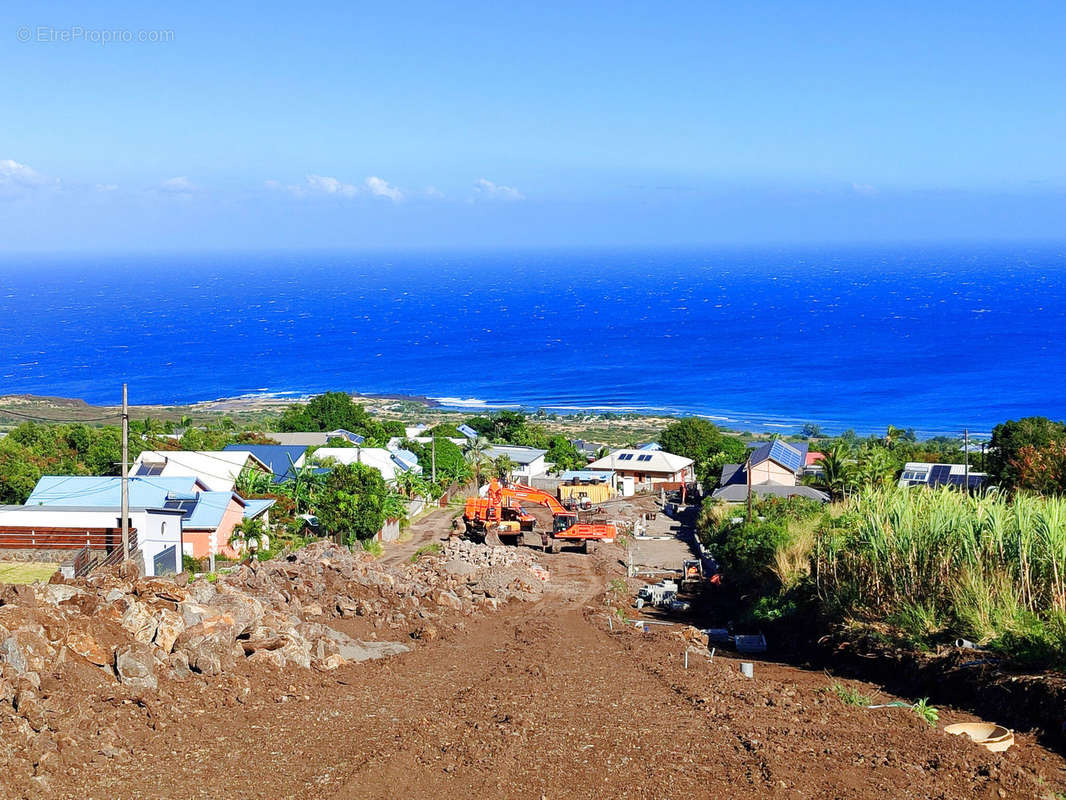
top-left (462, 479), bottom-right (617, 553)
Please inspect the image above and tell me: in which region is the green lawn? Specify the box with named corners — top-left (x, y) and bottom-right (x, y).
top-left (0, 561), bottom-right (59, 585)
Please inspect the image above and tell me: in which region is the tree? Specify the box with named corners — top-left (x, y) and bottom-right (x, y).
top-left (228, 517), bottom-right (266, 555)
top-left (989, 417), bottom-right (1066, 491)
top-left (465, 436), bottom-right (493, 489)
top-left (426, 422), bottom-right (461, 438)
top-left (316, 463), bottom-right (389, 547)
top-left (276, 392), bottom-right (402, 445)
top-left (546, 435), bottom-right (584, 472)
top-left (491, 455), bottom-right (515, 480)
top-left (801, 423), bottom-right (823, 440)
top-left (815, 444), bottom-right (854, 501)
top-left (1008, 441), bottom-right (1066, 494)
top-left (856, 446), bottom-right (897, 488)
top-left (658, 417), bottom-right (747, 483)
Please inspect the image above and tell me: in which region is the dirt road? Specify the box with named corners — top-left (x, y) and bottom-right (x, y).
top-left (39, 548), bottom-right (1066, 799)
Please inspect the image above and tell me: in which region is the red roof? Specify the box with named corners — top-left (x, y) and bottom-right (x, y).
top-left (805, 451), bottom-right (824, 466)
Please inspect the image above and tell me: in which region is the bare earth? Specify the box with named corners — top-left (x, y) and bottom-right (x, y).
top-left (29, 546), bottom-right (1066, 800)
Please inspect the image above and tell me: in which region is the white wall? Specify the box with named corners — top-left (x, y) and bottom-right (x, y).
top-left (0, 507), bottom-right (183, 577)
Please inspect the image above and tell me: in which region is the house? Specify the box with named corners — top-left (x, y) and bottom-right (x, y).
top-left (131, 450), bottom-right (272, 492)
top-left (222, 444), bottom-right (308, 482)
top-left (899, 462), bottom-right (988, 490)
top-left (485, 446), bottom-right (549, 481)
top-left (269, 430), bottom-right (365, 447)
top-left (712, 440), bottom-right (829, 503)
top-left (585, 448), bottom-right (694, 489)
top-left (457, 424), bottom-right (478, 440)
top-left (570, 439), bottom-right (606, 461)
top-left (0, 505), bottom-right (184, 577)
top-left (25, 476), bottom-right (273, 559)
top-left (744, 440), bottom-right (805, 486)
top-left (312, 447), bottom-right (422, 483)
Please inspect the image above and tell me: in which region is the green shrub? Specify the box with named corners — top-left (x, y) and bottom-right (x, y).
top-left (361, 538), bottom-right (384, 558)
top-left (409, 542), bottom-right (442, 563)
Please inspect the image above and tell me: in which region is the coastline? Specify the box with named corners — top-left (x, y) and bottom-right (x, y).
top-left (0, 389), bottom-right (992, 440)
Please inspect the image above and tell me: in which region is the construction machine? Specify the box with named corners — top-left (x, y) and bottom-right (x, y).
top-left (463, 479), bottom-right (616, 553)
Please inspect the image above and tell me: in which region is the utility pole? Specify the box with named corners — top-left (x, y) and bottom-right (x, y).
top-left (431, 436), bottom-right (437, 484)
top-left (963, 429), bottom-right (970, 492)
top-left (121, 383), bottom-right (129, 561)
top-left (745, 452), bottom-right (753, 523)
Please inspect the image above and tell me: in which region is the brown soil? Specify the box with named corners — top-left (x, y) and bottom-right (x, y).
top-left (12, 547), bottom-right (1066, 800)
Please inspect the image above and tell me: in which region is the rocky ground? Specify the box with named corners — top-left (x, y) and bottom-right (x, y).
top-left (0, 538), bottom-right (549, 798)
top-left (2, 535), bottom-right (1066, 799)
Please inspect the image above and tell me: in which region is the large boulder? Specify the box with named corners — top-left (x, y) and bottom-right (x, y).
top-left (65, 629), bottom-right (110, 667)
top-left (0, 630), bottom-right (55, 675)
top-left (173, 625), bottom-right (237, 677)
top-left (153, 609), bottom-right (185, 654)
top-left (120, 601), bottom-right (158, 645)
top-left (114, 644), bottom-right (158, 691)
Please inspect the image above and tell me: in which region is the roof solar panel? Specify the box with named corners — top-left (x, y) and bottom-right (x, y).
top-left (768, 440), bottom-right (802, 472)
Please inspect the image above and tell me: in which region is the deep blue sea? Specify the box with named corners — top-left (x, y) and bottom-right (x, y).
top-left (1, 245), bottom-right (1064, 437)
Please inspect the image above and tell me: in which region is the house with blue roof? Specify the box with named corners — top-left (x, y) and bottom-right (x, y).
top-left (457, 424), bottom-right (478, 440)
top-left (712, 439), bottom-right (830, 503)
top-left (222, 444), bottom-right (308, 482)
top-left (25, 475), bottom-right (274, 560)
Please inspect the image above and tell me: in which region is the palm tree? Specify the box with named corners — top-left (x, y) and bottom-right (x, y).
top-left (816, 444), bottom-right (854, 501)
top-left (858, 446), bottom-right (896, 488)
top-left (492, 455), bottom-right (515, 481)
top-left (279, 462), bottom-right (327, 515)
top-left (229, 517), bottom-right (266, 556)
top-left (465, 436), bottom-right (493, 490)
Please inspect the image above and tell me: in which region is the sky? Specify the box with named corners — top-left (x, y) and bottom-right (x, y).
top-left (1, 0), bottom-right (1065, 252)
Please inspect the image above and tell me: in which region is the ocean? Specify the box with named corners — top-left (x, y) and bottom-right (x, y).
top-left (1, 245), bottom-right (1064, 437)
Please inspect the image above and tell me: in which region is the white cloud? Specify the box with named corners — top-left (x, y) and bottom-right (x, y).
top-left (365, 176), bottom-right (403, 202)
top-left (851, 182), bottom-right (878, 197)
top-left (424, 186), bottom-right (446, 199)
top-left (305, 174), bottom-right (359, 197)
top-left (0, 159), bottom-right (57, 191)
top-left (95, 183), bottom-right (119, 192)
top-left (474, 178), bottom-right (523, 200)
top-left (159, 176), bottom-right (196, 195)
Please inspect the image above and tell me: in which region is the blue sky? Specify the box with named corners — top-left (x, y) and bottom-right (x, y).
top-left (2, 1), bottom-right (1065, 251)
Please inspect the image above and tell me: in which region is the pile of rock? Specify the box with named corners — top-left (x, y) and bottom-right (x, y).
top-left (439, 540), bottom-right (549, 602)
top-left (0, 538), bottom-right (549, 783)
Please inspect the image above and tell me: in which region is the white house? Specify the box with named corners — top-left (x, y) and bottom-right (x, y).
top-left (586, 448), bottom-right (694, 488)
top-left (131, 450), bottom-right (272, 492)
top-left (485, 446), bottom-right (549, 481)
top-left (899, 462), bottom-right (988, 490)
top-left (0, 505), bottom-right (184, 577)
top-left (312, 447), bottom-right (422, 483)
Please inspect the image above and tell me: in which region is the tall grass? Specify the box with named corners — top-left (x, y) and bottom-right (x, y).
top-left (814, 487), bottom-right (1066, 663)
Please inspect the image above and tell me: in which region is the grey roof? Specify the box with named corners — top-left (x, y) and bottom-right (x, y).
top-left (486, 445), bottom-right (547, 465)
top-left (711, 483), bottom-right (829, 503)
top-left (718, 463), bottom-right (746, 486)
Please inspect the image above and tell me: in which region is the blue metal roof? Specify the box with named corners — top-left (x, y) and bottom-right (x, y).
top-left (242, 498), bottom-right (276, 520)
top-left (222, 444), bottom-right (307, 481)
top-left (390, 449), bottom-right (420, 472)
top-left (27, 476), bottom-right (202, 508)
top-left (638, 442), bottom-right (661, 451)
top-left (183, 491), bottom-right (240, 529)
top-left (457, 424), bottom-right (478, 439)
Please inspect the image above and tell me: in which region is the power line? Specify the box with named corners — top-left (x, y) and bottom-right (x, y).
top-left (0, 407), bottom-right (121, 423)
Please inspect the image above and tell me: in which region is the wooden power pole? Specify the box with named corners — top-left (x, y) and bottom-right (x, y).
top-left (746, 452), bottom-right (753, 523)
top-left (963, 428), bottom-right (970, 491)
top-left (121, 383), bottom-right (129, 561)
